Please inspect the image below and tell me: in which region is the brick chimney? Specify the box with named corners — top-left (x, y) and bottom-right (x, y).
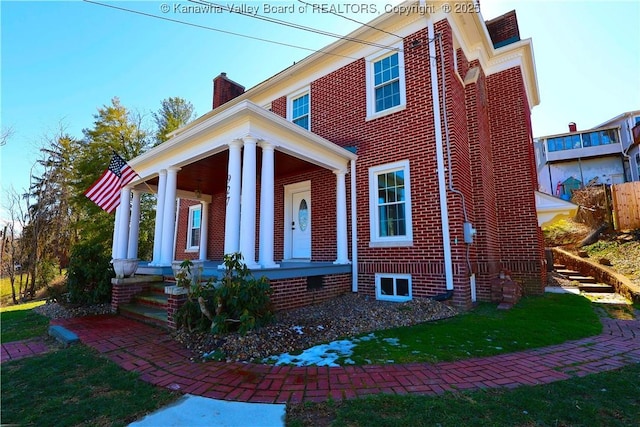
top-left (212, 73), bottom-right (245, 109)
top-left (568, 122), bottom-right (577, 132)
top-left (485, 10), bottom-right (520, 48)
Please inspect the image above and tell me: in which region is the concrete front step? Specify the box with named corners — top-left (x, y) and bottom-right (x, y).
top-left (579, 283), bottom-right (616, 293)
top-left (134, 293), bottom-right (168, 308)
top-left (120, 304), bottom-right (168, 328)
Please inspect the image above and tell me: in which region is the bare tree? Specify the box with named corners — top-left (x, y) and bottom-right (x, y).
top-left (1, 187), bottom-right (28, 303)
top-left (0, 126), bottom-right (14, 146)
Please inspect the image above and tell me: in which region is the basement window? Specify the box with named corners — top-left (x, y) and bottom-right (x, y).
top-left (375, 273), bottom-right (412, 302)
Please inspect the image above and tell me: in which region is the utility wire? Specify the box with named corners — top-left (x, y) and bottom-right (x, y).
top-left (296, 0), bottom-right (404, 40)
top-left (187, 0), bottom-right (401, 52)
top-left (82, 0), bottom-right (360, 60)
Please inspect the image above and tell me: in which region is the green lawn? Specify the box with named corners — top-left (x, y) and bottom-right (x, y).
top-left (1, 345), bottom-right (178, 426)
top-left (287, 363), bottom-right (640, 426)
top-left (1, 300), bottom-right (48, 342)
top-left (286, 293), bottom-right (603, 366)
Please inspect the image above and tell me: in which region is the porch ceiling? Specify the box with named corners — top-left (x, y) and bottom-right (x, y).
top-left (145, 150), bottom-right (322, 196)
top-left (130, 101), bottom-right (357, 194)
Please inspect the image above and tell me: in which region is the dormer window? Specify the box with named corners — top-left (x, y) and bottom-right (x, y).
top-left (287, 88), bottom-right (310, 130)
top-left (365, 42), bottom-right (406, 120)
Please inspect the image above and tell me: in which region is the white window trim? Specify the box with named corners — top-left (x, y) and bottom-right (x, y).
top-left (368, 160), bottom-right (413, 247)
top-left (287, 86), bottom-right (311, 131)
top-left (375, 273), bottom-right (412, 302)
top-left (186, 204), bottom-right (201, 252)
top-left (365, 42), bottom-right (406, 121)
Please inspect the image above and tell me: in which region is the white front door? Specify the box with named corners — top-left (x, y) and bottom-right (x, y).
top-left (291, 189), bottom-right (311, 259)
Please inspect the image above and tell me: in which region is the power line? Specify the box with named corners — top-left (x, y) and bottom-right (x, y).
top-left (296, 0), bottom-right (404, 40)
top-left (187, 0), bottom-right (401, 52)
top-left (82, 0), bottom-right (360, 60)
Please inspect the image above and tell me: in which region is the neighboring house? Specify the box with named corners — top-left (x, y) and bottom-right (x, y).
top-left (535, 110), bottom-right (640, 197)
top-left (112, 1), bottom-right (544, 313)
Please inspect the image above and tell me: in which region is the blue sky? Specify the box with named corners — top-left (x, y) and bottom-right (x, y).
top-left (1, 0), bottom-right (639, 221)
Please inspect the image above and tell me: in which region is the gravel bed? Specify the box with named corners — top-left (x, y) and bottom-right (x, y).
top-left (173, 293), bottom-right (458, 363)
top-left (34, 302), bottom-right (113, 319)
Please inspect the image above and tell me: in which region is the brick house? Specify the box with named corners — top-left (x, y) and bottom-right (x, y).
top-left (111, 2), bottom-right (544, 318)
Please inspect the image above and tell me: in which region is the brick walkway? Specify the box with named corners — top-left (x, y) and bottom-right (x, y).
top-left (31, 313), bottom-right (637, 403)
top-left (1, 338), bottom-right (51, 363)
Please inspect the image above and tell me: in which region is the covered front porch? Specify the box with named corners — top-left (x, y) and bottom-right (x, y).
top-left (109, 101), bottom-right (359, 324)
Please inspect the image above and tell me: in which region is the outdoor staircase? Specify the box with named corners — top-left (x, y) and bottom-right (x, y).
top-left (119, 282), bottom-right (170, 328)
top-left (553, 264), bottom-right (615, 293)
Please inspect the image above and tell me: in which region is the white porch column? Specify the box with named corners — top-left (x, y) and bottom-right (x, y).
top-left (199, 200), bottom-right (209, 261)
top-left (112, 205), bottom-right (121, 259)
top-left (334, 169), bottom-right (350, 264)
top-left (259, 141), bottom-right (277, 268)
top-left (115, 187), bottom-right (131, 259)
top-left (127, 190), bottom-right (142, 259)
top-left (150, 169), bottom-right (167, 265)
top-left (239, 136), bottom-right (259, 268)
top-left (160, 167), bottom-right (180, 266)
top-left (224, 140), bottom-right (242, 256)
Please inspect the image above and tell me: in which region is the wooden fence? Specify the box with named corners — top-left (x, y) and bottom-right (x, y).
top-left (611, 182), bottom-right (640, 230)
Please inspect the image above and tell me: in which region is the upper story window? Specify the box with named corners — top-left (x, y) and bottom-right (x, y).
top-left (287, 87), bottom-right (310, 130)
top-left (546, 129), bottom-right (619, 152)
top-left (365, 43), bottom-right (406, 119)
top-left (187, 204), bottom-right (201, 250)
top-left (368, 160), bottom-right (413, 247)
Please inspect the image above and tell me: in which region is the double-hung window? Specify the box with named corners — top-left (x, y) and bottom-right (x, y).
top-left (187, 204), bottom-right (201, 250)
top-left (287, 88), bottom-right (310, 130)
top-left (368, 160), bottom-right (413, 246)
top-left (366, 43), bottom-right (406, 119)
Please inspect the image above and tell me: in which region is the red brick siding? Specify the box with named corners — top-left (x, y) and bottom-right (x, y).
top-left (172, 18), bottom-right (544, 307)
top-left (271, 96), bottom-right (286, 118)
top-left (465, 61), bottom-right (501, 301)
top-left (487, 67), bottom-right (546, 293)
top-left (270, 274), bottom-right (351, 311)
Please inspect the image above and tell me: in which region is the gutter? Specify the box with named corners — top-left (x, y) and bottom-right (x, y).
top-left (428, 21), bottom-right (454, 292)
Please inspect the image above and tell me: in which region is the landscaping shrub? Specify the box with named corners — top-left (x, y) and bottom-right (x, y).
top-left (175, 254), bottom-right (274, 335)
top-left (66, 240), bottom-right (113, 304)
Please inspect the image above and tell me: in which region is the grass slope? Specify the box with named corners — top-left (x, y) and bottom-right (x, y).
top-left (1, 345), bottom-right (177, 426)
top-left (337, 293), bottom-right (601, 365)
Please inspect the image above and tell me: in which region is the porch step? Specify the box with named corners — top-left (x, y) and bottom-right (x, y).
top-left (553, 264), bottom-right (566, 270)
top-left (134, 293), bottom-right (168, 308)
top-left (579, 283), bottom-right (616, 293)
top-left (120, 304), bottom-right (168, 328)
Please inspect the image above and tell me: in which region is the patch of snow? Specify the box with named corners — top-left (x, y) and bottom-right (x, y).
top-left (265, 339), bottom-right (356, 367)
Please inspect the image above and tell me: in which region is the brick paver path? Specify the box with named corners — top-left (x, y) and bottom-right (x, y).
top-left (1, 338), bottom-right (50, 363)
top-left (42, 314), bottom-right (639, 403)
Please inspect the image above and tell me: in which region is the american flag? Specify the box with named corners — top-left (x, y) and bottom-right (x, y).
top-left (84, 152), bottom-right (139, 213)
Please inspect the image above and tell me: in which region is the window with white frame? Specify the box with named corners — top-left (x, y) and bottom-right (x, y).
top-left (375, 273), bottom-right (412, 302)
top-left (365, 43), bottom-right (406, 118)
top-left (187, 204), bottom-right (201, 250)
top-left (287, 88), bottom-right (310, 130)
top-left (368, 160), bottom-right (413, 246)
